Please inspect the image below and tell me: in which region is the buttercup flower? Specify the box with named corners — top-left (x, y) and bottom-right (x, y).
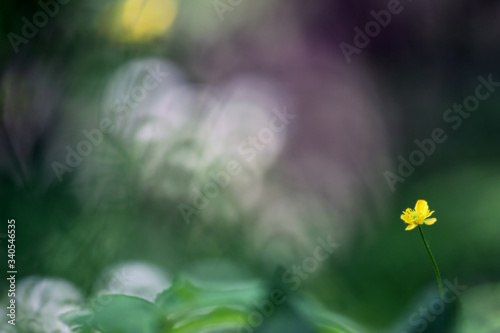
top-left (400, 199), bottom-right (443, 296)
top-left (401, 200), bottom-right (436, 231)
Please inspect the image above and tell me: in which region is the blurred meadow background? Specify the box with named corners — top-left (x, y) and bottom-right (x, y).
top-left (1, 0), bottom-right (500, 332)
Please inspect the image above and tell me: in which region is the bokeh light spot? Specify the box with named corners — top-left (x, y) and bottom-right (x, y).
top-left (113, 0), bottom-right (177, 43)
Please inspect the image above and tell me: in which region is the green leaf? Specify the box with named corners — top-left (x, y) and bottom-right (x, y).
top-left (61, 294), bottom-right (169, 333)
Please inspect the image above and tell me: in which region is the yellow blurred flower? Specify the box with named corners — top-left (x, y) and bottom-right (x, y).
top-left (102, 0), bottom-right (178, 43)
top-left (401, 200), bottom-right (436, 231)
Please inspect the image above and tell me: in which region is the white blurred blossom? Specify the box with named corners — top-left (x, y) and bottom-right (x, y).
top-left (93, 261), bottom-right (170, 302)
top-left (0, 277), bottom-right (83, 333)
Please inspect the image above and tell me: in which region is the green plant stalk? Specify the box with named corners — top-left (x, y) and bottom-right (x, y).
top-left (418, 225), bottom-right (444, 298)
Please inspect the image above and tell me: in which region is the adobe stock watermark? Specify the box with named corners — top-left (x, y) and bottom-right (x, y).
top-left (7, 0), bottom-right (72, 54)
top-left (212, 0), bottom-right (244, 21)
top-left (403, 278), bottom-right (467, 333)
top-left (178, 107), bottom-right (296, 224)
top-left (339, 0), bottom-right (404, 64)
top-left (237, 235), bottom-right (340, 333)
top-left (51, 65), bottom-right (168, 182)
top-left (384, 74), bottom-right (500, 192)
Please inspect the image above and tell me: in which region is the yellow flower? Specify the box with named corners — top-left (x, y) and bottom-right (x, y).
top-left (401, 200), bottom-right (436, 231)
top-left (100, 0), bottom-right (178, 43)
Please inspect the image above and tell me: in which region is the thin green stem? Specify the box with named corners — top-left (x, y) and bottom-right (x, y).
top-left (418, 225), bottom-right (444, 298)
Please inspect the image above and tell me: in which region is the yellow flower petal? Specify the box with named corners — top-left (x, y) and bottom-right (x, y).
top-left (415, 200), bottom-right (429, 215)
top-left (405, 224), bottom-right (417, 231)
top-left (424, 218), bottom-right (436, 225)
